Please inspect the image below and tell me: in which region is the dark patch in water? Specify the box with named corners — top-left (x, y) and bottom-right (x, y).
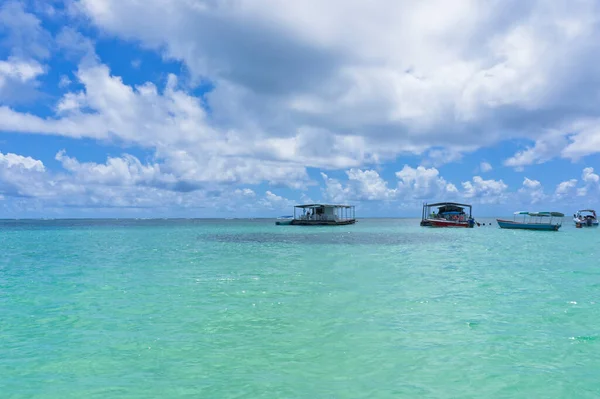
top-left (199, 232), bottom-right (449, 246)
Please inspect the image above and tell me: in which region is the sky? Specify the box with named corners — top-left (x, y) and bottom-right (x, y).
top-left (0, 0), bottom-right (600, 218)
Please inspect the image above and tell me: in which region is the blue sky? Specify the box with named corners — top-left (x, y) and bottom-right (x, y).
top-left (1, 0), bottom-right (600, 218)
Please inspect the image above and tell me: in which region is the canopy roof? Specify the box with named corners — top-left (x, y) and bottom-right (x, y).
top-left (426, 202), bottom-right (472, 208)
top-left (578, 209), bottom-right (596, 213)
top-left (514, 211), bottom-right (565, 217)
top-left (294, 204), bottom-right (354, 208)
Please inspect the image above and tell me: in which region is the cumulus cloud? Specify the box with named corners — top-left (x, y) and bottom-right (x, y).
top-left (396, 165), bottom-right (458, 200)
top-left (554, 179), bottom-right (578, 200)
top-left (479, 162), bottom-right (493, 173)
top-left (3, 0), bottom-right (600, 214)
top-left (55, 150), bottom-right (174, 188)
top-left (504, 132), bottom-right (570, 170)
top-left (518, 177), bottom-right (545, 204)
top-left (320, 173), bottom-right (351, 203)
top-left (259, 191), bottom-right (295, 210)
top-left (0, 1), bottom-right (52, 59)
top-left (561, 121), bottom-right (600, 160)
top-left (0, 150), bottom-right (297, 214)
top-left (320, 169), bottom-right (398, 203)
top-left (0, 152), bottom-right (53, 203)
top-left (320, 165), bottom-right (459, 204)
top-left (0, 62), bottom-right (312, 188)
top-left (0, 0), bottom-right (598, 181)
top-left (64, 0), bottom-right (600, 165)
top-left (461, 176), bottom-right (508, 203)
top-left (551, 167), bottom-right (599, 201)
top-left (577, 167), bottom-right (600, 196)
top-left (0, 56), bottom-right (45, 104)
top-left (345, 169), bottom-right (397, 201)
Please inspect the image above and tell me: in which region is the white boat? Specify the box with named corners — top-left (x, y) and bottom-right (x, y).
top-left (573, 209), bottom-right (599, 227)
top-left (275, 216), bottom-right (294, 225)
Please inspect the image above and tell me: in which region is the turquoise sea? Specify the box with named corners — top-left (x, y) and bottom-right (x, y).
top-left (2, 218), bottom-right (600, 398)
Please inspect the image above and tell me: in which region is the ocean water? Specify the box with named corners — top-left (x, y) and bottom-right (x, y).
top-left (1, 218), bottom-right (600, 398)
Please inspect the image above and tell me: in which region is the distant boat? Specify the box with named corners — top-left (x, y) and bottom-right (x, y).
top-left (275, 204), bottom-right (356, 226)
top-left (573, 209), bottom-right (598, 227)
top-left (420, 202), bottom-right (475, 228)
top-left (275, 216), bottom-right (293, 225)
top-left (497, 211), bottom-right (564, 231)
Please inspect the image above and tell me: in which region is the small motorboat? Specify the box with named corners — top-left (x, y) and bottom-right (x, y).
top-left (497, 211), bottom-right (564, 231)
top-left (275, 216), bottom-right (294, 225)
top-left (573, 209), bottom-right (599, 227)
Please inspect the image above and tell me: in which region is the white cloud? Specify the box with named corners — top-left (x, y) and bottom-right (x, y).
top-left (396, 165), bottom-right (458, 200)
top-left (461, 176), bottom-right (508, 203)
top-left (424, 147), bottom-right (467, 167)
top-left (0, 150), bottom-right (300, 215)
top-left (480, 162), bottom-right (493, 173)
top-left (554, 179), bottom-right (578, 200)
top-left (518, 177), bottom-right (545, 204)
top-left (0, 1), bottom-right (52, 59)
top-left (0, 58), bottom-right (44, 85)
top-left (321, 166), bottom-right (455, 203)
top-left (55, 150), bottom-right (173, 187)
top-left (0, 62), bottom-right (312, 188)
top-left (0, 152), bottom-right (45, 172)
top-left (320, 172), bottom-right (351, 203)
top-left (577, 167), bottom-right (600, 196)
top-left (65, 0), bottom-right (600, 166)
top-left (58, 75), bottom-right (72, 88)
top-left (561, 121), bottom-right (600, 160)
top-left (0, 57), bottom-right (45, 103)
top-left (550, 168), bottom-right (599, 202)
top-left (2, 0), bottom-right (600, 213)
top-left (504, 132), bottom-right (569, 170)
top-left (582, 167), bottom-right (599, 184)
top-left (259, 191), bottom-right (295, 210)
top-left (0, 151), bottom-right (57, 199)
top-left (235, 188), bottom-right (256, 198)
top-left (56, 27), bottom-right (97, 62)
top-left (345, 169), bottom-right (397, 201)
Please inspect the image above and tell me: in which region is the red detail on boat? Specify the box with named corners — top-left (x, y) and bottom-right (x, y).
top-left (427, 219), bottom-right (471, 228)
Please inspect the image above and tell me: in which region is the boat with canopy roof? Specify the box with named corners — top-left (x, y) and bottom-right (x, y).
top-left (420, 202), bottom-right (475, 228)
top-left (497, 211), bottom-right (564, 231)
top-left (276, 204), bottom-right (356, 226)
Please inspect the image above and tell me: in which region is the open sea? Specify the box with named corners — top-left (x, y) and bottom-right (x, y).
top-left (1, 218), bottom-right (600, 398)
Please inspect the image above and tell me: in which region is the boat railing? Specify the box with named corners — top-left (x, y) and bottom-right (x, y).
top-left (513, 212), bottom-right (564, 225)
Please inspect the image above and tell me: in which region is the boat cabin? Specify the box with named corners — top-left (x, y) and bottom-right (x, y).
top-left (286, 204), bottom-right (356, 225)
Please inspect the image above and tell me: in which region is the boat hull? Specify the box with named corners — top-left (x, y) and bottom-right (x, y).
top-left (290, 219), bottom-right (356, 226)
top-left (275, 220), bottom-right (293, 225)
top-left (573, 218), bottom-right (599, 227)
top-left (497, 219), bottom-right (561, 231)
top-left (423, 219), bottom-right (474, 228)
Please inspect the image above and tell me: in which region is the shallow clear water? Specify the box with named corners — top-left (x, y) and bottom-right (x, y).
top-left (1, 218), bottom-right (600, 398)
